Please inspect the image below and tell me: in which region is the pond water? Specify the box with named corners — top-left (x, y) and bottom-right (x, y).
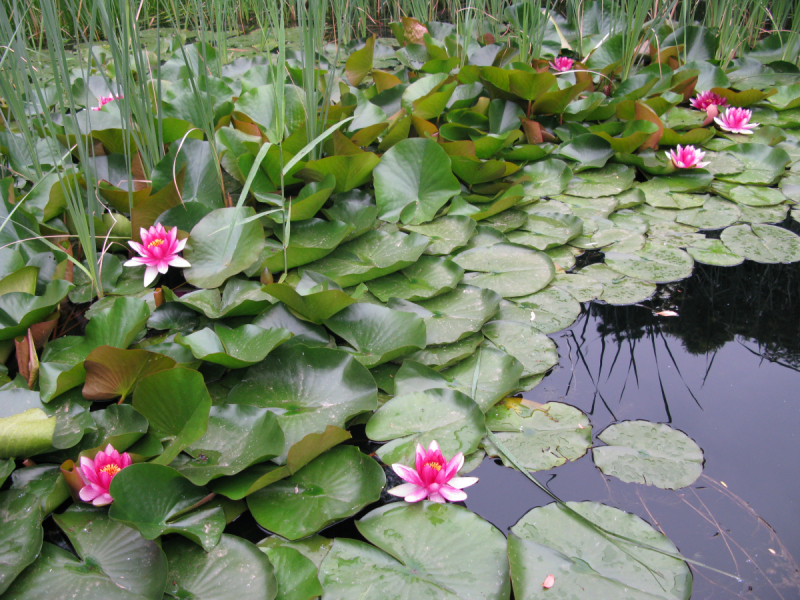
top-left (223, 258), bottom-right (800, 599)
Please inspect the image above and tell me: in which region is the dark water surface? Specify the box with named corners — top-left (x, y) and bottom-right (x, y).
top-left (466, 260), bottom-right (800, 599)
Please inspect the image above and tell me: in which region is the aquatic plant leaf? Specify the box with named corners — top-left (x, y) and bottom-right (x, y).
top-left (0, 391), bottom-right (56, 459)
top-left (605, 243), bottom-right (694, 283)
top-left (675, 196), bottom-right (740, 229)
top-left (0, 280), bottom-right (72, 341)
top-left (324, 303), bottom-right (426, 367)
top-left (715, 143), bottom-right (791, 186)
top-left (366, 388), bottom-right (484, 466)
top-left (686, 239), bottom-right (744, 266)
top-left (557, 134), bottom-right (614, 171)
top-left (403, 215), bottom-right (477, 255)
top-left (163, 535), bottom-right (277, 600)
top-left (248, 446), bottom-right (385, 540)
top-left (578, 264), bottom-right (656, 305)
top-left (300, 230), bottom-right (429, 287)
top-left (712, 182), bottom-right (787, 207)
top-left (367, 256), bottom-right (464, 302)
top-left (172, 404), bottom-right (284, 486)
top-left (482, 320), bottom-right (557, 377)
top-left (299, 153), bottom-right (381, 193)
top-left (183, 207), bottom-right (265, 288)
top-left (251, 303), bottom-right (330, 347)
top-left (258, 218), bottom-right (353, 273)
top-left (509, 501), bottom-right (692, 600)
top-left (373, 138), bottom-right (461, 224)
top-left (109, 463), bottom-right (225, 550)
top-left (260, 545), bottom-right (323, 600)
top-left (406, 331), bottom-right (485, 370)
top-left (506, 212), bottom-right (583, 250)
top-left (82, 346), bottom-right (176, 401)
top-left (389, 285), bottom-right (501, 346)
top-left (346, 36), bottom-right (375, 86)
top-left (441, 347), bottom-right (523, 412)
top-left (50, 505), bottom-right (167, 599)
top-left (564, 163), bottom-right (635, 198)
top-left (210, 426), bottom-right (350, 500)
top-left (319, 502), bottom-right (510, 600)
top-left (518, 158), bottom-right (573, 198)
top-left (284, 175), bottom-right (336, 222)
top-left (594, 421), bottom-right (704, 489)
top-left (228, 345), bottom-right (377, 463)
top-left (176, 324), bottom-right (292, 368)
top-left (720, 223), bottom-right (800, 263)
top-left (453, 243), bottom-right (555, 298)
top-left (132, 367), bottom-right (212, 466)
top-left (164, 278), bottom-right (274, 319)
top-left (484, 399), bottom-right (591, 471)
top-left (0, 490), bottom-right (42, 595)
top-left (511, 287), bottom-right (582, 333)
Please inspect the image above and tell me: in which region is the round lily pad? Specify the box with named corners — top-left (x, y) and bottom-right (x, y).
top-left (482, 320), bottom-right (558, 377)
top-left (676, 196), bottom-right (740, 230)
top-left (687, 239), bottom-right (744, 266)
top-left (605, 242), bottom-right (694, 283)
top-left (509, 501), bottom-right (692, 600)
top-left (593, 421), bottom-right (704, 490)
top-left (579, 263), bottom-right (656, 305)
top-left (720, 224), bottom-right (800, 263)
top-left (247, 445), bottom-right (385, 540)
top-left (319, 502), bottom-right (511, 600)
top-left (512, 287), bottom-right (582, 333)
top-left (453, 243), bottom-right (556, 298)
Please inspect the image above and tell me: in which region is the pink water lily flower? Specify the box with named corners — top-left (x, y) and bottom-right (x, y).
top-left (668, 144), bottom-right (709, 169)
top-left (690, 91), bottom-right (727, 111)
top-left (551, 56), bottom-right (574, 72)
top-left (388, 440), bottom-right (478, 503)
top-left (124, 223), bottom-right (190, 287)
top-left (76, 444), bottom-right (132, 506)
top-left (714, 107), bottom-right (758, 134)
top-left (91, 94), bottom-right (122, 111)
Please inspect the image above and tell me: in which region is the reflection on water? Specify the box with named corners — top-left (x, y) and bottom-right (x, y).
top-left (466, 260), bottom-right (800, 599)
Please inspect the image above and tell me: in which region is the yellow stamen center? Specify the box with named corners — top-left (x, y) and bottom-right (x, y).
top-left (101, 464), bottom-right (121, 477)
top-left (424, 461), bottom-right (442, 471)
top-left (148, 238), bottom-right (164, 249)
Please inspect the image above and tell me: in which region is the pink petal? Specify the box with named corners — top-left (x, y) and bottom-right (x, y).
top-left (443, 452), bottom-right (464, 480)
top-left (543, 574), bottom-right (555, 589)
top-left (414, 443), bottom-right (426, 472)
top-left (79, 484), bottom-right (102, 502)
top-left (428, 492), bottom-right (446, 503)
top-left (168, 256), bottom-right (191, 268)
top-left (392, 463), bottom-right (423, 486)
top-left (404, 487), bottom-right (430, 503)
top-left (176, 238), bottom-right (187, 252)
top-left (387, 483), bottom-right (424, 498)
top-left (92, 493), bottom-right (114, 506)
top-left (439, 485), bottom-right (468, 502)
top-left (447, 476), bottom-right (479, 489)
top-left (143, 265), bottom-right (159, 287)
top-left (124, 257), bottom-right (146, 267)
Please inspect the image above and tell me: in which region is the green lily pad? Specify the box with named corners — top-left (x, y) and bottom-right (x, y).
top-left (454, 243), bottom-right (555, 298)
top-left (322, 191), bottom-right (379, 241)
top-left (183, 207), bottom-right (266, 289)
top-left (248, 445), bottom-right (385, 540)
top-left (389, 285), bottom-right (500, 346)
top-left (132, 367), bottom-right (211, 466)
top-left (0, 280), bottom-right (72, 341)
top-left (374, 138), bottom-right (461, 224)
top-left (324, 303), bottom-right (427, 367)
top-left (518, 159), bottom-right (573, 198)
top-left (512, 287), bottom-right (582, 333)
top-left (482, 320), bottom-right (558, 377)
top-left (172, 404), bottom-right (284, 486)
top-left (605, 243), bottom-right (694, 283)
top-left (720, 223), bottom-right (800, 263)
top-left (549, 273), bottom-right (605, 302)
top-left (557, 134), bottom-right (615, 172)
top-left (686, 239), bottom-right (744, 266)
top-left (564, 163), bottom-right (635, 197)
top-left (251, 302), bottom-right (330, 348)
top-left (366, 388), bottom-right (484, 466)
top-left (301, 230), bottom-right (430, 287)
top-left (258, 218), bottom-right (353, 273)
top-left (738, 203), bottom-right (790, 224)
top-left (319, 502), bottom-right (510, 600)
top-left (262, 271), bottom-right (358, 323)
top-left (0, 490), bottom-right (42, 595)
top-left (82, 346), bottom-right (177, 401)
top-left (578, 263), bottom-right (656, 305)
top-left (715, 143), bottom-right (791, 185)
top-left (176, 324), bottom-right (292, 368)
top-left (441, 347), bottom-right (524, 412)
top-left (163, 534), bottom-right (277, 600)
top-left (165, 278), bottom-right (274, 319)
top-left (406, 331), bottom-right (486, 370)
top-left (509, 501), bottom-right (692, 600)
top-left (228, 345), bottom-right (377, 463)
top-left (300, 153), bottom-right (381, 194)
top-left (593, 421), bottom-right (704, 490)
top-left (675, 196), bottom-right (740, 229)
top-left (403, 215), bottom-right (477, 255)
top-left (506, 212), bottom-right (583, 250)
top-left (367, 256), bottom-right (464, 302)
top-left (109, 463), bottom-right (226, 550)
top-left (259, 544), bottom-right (323, 600)
top-left (483, 399), bottom-right (591, 472)
top-left (712, 182), bottom-right (787, 207)
top-left (50, 505), bottom-right (168, 599)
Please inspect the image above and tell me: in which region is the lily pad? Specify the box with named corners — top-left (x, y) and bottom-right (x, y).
top-left (176, 324), bottom-right (292, 368)
top-left (441, 347), bottom-right (524, 412)
top-left (374, 137), bottom-right (461, 224)
top-left (686, 239), bottom-right (744, 266)
top-left (163, 535), bottom-right (277, 600)
top-left (512, 287), bottom-right (582, 333)
top-left (109, 463), bottom-right (226, 550)
top-left (324, 303), bottom-right (426, 367)
top-left (258, 218), bottom-right (353, 273)
top-left (259, 544), bottom-right (323, 600)
top-left (578, 264), bottom-right (656, 305)
top-left (367, 256), bottom-right (464, 302)
top-left (483, 399), bottom-right (591, 472)
top-left (247, 445), bottom-right (385, 540)
top-left (506, 212), bottom-right (583, 250)
top-left (389, 285), bottom-right (501, 346)
top-left (0, 280), bottom-right (72, 342)
top-left (82, 347), bottom-right (177, 401)
top-left (172, 404), bottom-right (285, 486)
top-left (605, 243), bottom-right (694, 283)
top-left (319, 502), bottom-right (510, 600)
top-left (228, 345), bottom-right (377, 463)
top-left (406, 331), bottom-right (486, 370)
top-left (0, 490), bottom-right (42, 595)
top-left (453, 243), bottom-right (555, 298)
top-left (509, 501), bottom-right (692, 600)
top-left (593, 421), bottom-right (704, 490)
top-left (675, 196), bottom-right (740, 229)
top-left (165, 278), bottom-right (274, 319)
top-left (403, 215), bottom-right (477, 255)
top-left (720, 224), bottom-right (800, 263)
top-left (262, 271), bottom-right (358, 323)
top-left (183, 207), bottom-right (266, 289)
top-left (715, 143), bottom-right (791, 186)
top-left (366, 388), bottom-right (485, 466)
top-left (482, 320), bottom-right (558, 377)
